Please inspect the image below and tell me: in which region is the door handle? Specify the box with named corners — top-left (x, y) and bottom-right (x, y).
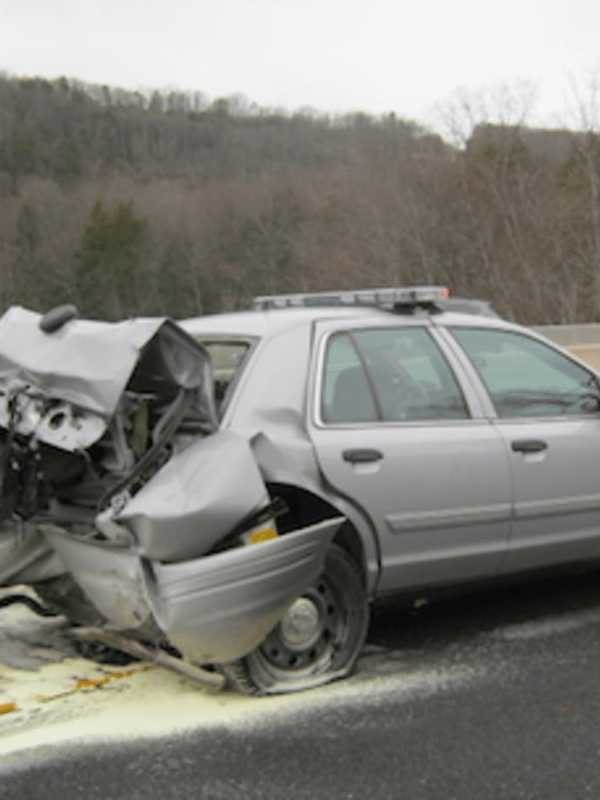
top-left (342, 448), bottom-right (383, 464)
top-left (511, 439), bottom-right (548, 454)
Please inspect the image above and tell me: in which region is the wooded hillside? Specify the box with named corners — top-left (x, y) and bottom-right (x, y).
top-left (1, 74), bottom-right (598, 324)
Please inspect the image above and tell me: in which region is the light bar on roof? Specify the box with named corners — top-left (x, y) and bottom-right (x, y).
top-left (252, 286), bottom-right (450, 310)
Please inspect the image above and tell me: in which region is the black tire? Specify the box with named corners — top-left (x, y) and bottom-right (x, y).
top-left (222, 543), bottom-right (369, 695)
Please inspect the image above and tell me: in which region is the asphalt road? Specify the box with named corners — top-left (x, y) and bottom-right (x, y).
top-left (4, 568), bottom-right (600, 800)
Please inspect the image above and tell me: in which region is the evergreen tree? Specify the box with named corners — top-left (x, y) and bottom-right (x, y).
top-left (75, 200), bottom-right (146, 318)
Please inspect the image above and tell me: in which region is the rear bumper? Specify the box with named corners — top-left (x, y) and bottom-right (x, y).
top-left (43, 518), bottom-right (340, 663)
top-left (42, 526), bottom-right (153, 631)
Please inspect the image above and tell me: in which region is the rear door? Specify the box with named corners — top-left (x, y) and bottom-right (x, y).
top-left (448, 325), bottom-right (600, 573)
top-left (308, 319), bottom-right (513, 593)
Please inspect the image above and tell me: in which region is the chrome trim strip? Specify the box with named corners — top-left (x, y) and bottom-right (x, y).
top-left (514, 493), bottom-right (600, 519)
top-left (386, 503), bottom-right (511, 533)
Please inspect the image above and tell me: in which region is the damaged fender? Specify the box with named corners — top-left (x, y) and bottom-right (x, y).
top-left (115, 431), bottom-right (270, 562)
top-left (43, 517), bottom-right (341, 663)
top-left (146, 517), bottom-right (340, 663)
top-left (42, 525), bottom-right (153, 632)
top-left (0, 306), bottom-right (348, 675)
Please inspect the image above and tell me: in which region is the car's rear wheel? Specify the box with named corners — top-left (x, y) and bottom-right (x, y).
top-left (222, 543), bottom-right (369, 695)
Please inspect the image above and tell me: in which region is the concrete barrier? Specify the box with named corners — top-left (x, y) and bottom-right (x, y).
top-left (532, 325), bottom-right (600, 371)
top-left (534, 324), bottom-right (600, 347)
top-left (565, 345), bottom-right (600, 371)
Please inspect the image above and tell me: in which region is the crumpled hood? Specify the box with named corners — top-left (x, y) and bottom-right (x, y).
top-left (0, 306), bottom-right (218, 436)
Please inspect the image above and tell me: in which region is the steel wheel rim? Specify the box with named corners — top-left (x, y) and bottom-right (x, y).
top-left (254, 575), bottom-right (349, 677)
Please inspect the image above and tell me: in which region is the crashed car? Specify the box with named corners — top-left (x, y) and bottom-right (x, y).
top-left (2, 286), bottom-right (600, 694)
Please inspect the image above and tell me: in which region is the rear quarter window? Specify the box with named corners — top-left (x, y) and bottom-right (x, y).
top-left (194, 338), bottom-right (255, 410)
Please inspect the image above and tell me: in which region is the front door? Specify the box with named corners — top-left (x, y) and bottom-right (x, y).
top-left (309, 320), bottom-right (513, 593)
top-left (450, 326), bottom-right (600, 574)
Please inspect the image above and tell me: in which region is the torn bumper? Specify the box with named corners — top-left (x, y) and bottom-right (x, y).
top-left (43, 518), bottom-right (340, 664)
top-left (42, 526), bottom-right (153, 631)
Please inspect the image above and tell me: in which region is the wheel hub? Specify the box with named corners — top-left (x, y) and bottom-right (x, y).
top-left (279, 597), bottom-right (322, 651)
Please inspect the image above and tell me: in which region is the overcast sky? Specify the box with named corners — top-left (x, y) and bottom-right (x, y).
top-left (2, 0), bottom-right (600, 126)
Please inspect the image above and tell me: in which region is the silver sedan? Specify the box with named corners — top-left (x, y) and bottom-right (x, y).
top-left (1, 287), bottom-right (599, 694)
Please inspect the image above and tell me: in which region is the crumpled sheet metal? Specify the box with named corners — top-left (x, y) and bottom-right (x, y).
top-left (0, 524), bottom-right (65, 587)
top-left (116, 431), bottom-right (269, 563)
top-left (146, 518), bottom-right (341, 663)
top-left (42, 525), bottom-right (152, 631)
top-left (41, 518), bottom-right (340, 664)
top-left (0, 307), bottom-right (164, 416)
top-left (0, 307), bottom-right (217, 427)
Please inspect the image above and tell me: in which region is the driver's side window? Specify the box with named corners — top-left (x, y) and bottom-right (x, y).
top-left (451, 327), bottom-right (600, 418)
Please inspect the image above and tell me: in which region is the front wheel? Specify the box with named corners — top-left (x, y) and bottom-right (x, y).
top-left (222, 543), bottom-right (369, 695)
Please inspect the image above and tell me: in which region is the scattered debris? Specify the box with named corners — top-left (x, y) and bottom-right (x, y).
top-left (70, 627), bottom-right (225, 691)
top-left (36, 665), bottom-right (156, 703)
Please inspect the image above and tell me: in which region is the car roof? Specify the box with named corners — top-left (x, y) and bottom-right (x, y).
top-left (182, 306), bottom-right (389, 338)
top-left (181, 306), bottom-right (511, 340)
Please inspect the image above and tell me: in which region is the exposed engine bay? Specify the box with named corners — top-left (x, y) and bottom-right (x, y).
top-left (0, 316), bottom-right (216, 533)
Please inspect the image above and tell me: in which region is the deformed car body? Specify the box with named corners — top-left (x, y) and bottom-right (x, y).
top-left (2, 287), bottom-right (600, 694)
top-left (0, 306), bottom-right (343, 691)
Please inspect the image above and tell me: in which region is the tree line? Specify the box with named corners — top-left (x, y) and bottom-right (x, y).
top-left (1, 73), bottom-right (599, 324)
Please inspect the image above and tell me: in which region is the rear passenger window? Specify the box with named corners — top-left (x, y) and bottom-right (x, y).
top-left (322, 327), bottom-right (469, 423)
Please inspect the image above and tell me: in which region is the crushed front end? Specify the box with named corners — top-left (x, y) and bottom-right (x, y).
top-left (0, 307), bottom-right (337, 673)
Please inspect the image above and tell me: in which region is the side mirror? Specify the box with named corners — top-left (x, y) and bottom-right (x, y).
top-left (580, 393), bottom-right (600, 413)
